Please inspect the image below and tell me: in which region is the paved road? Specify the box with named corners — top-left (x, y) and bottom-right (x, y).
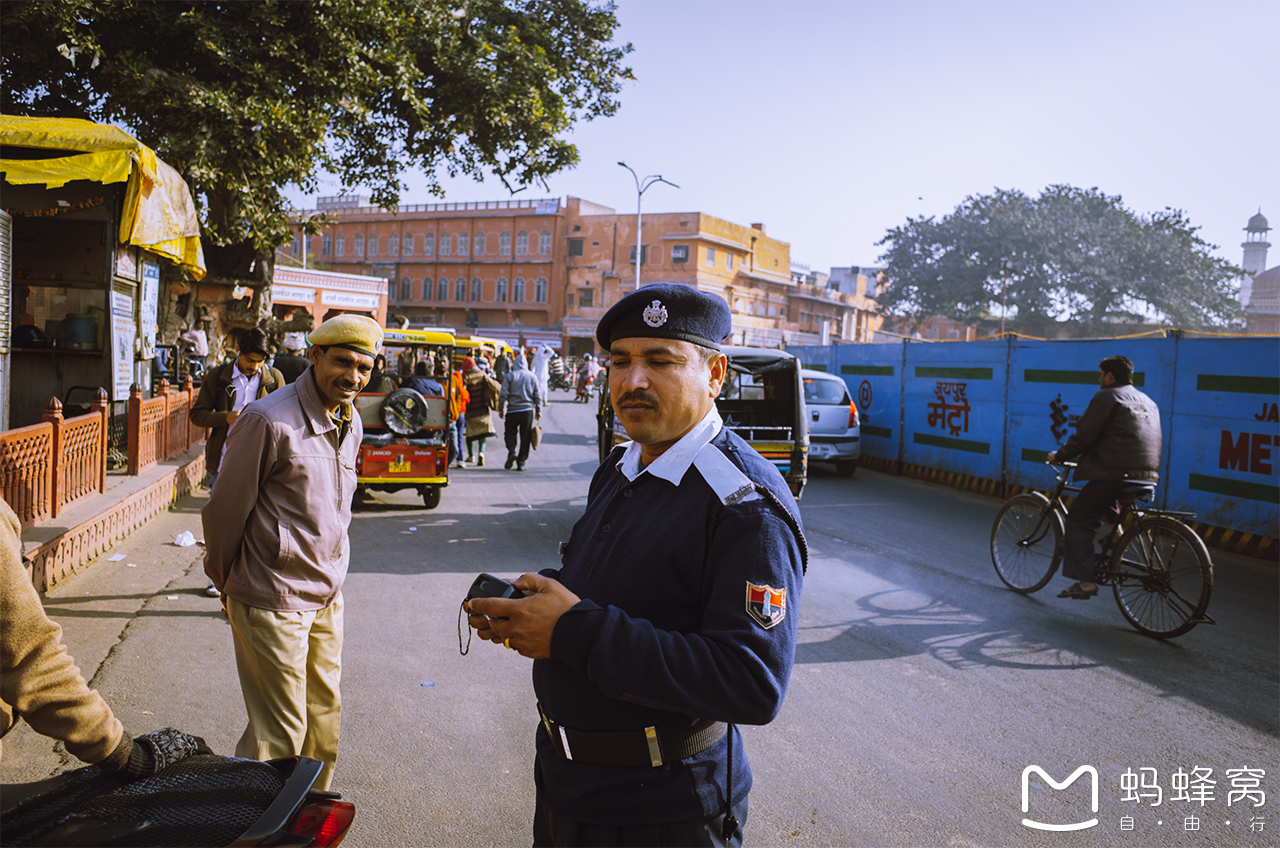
top-left (3, 393), bottom-right (1275, 847)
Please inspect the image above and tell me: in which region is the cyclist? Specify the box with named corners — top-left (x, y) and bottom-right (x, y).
top-left (1046, 355), bottom-right (1162, 599)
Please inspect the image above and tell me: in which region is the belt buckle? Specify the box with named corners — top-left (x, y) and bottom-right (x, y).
top-left (644, 726), bottom-right (662, 768)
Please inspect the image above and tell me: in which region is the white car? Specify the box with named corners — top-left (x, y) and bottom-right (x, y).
top-left (801, 369), bottom-right (861, 477)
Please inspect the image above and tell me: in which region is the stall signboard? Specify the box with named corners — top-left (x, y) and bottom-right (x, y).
top-left (139, 259), bottom-right (159, 359)
top-left (112, 290), bottom-right (135, 399)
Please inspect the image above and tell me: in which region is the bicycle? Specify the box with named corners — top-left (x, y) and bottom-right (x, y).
top-left (990, 461), bottom-right (1215, 638)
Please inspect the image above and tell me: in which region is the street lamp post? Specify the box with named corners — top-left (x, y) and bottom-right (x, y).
top-left (618, 162), bottom-right (678, 290)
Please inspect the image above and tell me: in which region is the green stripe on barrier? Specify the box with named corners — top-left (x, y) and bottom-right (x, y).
top-left (1195, 374), bottom-right (1280, 395)
top-left (1024, 369), bottom-right (1145, 387)
top-left (862, 425), bottom-right (893, 439)
top-left (1021, 447), bottom-right (1050, 463)
top-left (916, 366), bottom-right (993, 380)
top-left (842, 365), bottom-right (894, 376)
top-left (1188, 473), bottom-right (1280, 504)
top-left (913, 432), bottom-right (990, 454)
top-left (804, 363), bottom-right (828, 372)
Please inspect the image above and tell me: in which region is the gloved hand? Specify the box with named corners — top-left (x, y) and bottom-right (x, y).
top-left (123, 727), bottom-right (214, 779)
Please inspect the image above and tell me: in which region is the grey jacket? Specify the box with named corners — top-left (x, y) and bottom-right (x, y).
top-left (1057, 383), bottom-right (1162, 482)
top-left (499, 357), bottom-right (543, 416)
top-left (202, 370), bottom-right (361, 611)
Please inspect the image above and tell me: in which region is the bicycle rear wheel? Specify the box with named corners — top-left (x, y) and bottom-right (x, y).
top-left (1109, 516), bottom-right (1213, 638)
top-left (991, 493), bottom-right (1064, 593)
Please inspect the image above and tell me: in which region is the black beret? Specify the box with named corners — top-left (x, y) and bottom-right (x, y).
top-left (596, 282), bottom-right (732, 350)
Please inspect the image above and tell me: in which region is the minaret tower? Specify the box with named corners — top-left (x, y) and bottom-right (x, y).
top-left (1240, 209), bottom-right (1271, 307)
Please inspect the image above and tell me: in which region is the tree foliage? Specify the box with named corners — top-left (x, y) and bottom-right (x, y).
top-left (875, 185), bottom-right (1244, 336)
top-left (2, 0), bottom-right (632, 281)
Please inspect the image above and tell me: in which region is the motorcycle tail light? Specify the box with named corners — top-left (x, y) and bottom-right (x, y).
top-left (289, 799), bottom-right (355, 847)
top-left (848, 402), bottom-right (860, 429)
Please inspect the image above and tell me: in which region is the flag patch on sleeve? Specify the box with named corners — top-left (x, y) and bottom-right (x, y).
top-left (745, 582), bottom-right (787, 630)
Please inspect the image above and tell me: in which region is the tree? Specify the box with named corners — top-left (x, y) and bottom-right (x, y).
top-left (874, 185), bottom-right (1244, 336)
top-left (2, 0), bottom-right (632, 293)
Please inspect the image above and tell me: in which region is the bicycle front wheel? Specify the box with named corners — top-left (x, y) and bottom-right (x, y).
top-left (991, 493), bottom-right (1064, 593)
top-left (1109, 516), bottom-right (1213, 638)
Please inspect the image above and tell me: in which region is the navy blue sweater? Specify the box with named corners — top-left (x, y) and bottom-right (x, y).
top-left (532, 427), bottom-right (806, 824)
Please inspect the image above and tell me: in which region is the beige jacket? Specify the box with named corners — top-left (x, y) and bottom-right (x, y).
top-left (1, 498), bottom-right (129, 768)
top-left (202, 369), bottom-right (362, 611)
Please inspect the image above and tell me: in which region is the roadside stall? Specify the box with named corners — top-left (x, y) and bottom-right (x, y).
top-left (0, 116), bottom-right (205, 433)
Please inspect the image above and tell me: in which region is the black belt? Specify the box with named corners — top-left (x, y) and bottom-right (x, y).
top-left (538, 703), bottom-right (726, 768)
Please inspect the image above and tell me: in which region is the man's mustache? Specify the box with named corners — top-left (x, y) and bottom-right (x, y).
top-left (616, 390), bottom-right (658, 407)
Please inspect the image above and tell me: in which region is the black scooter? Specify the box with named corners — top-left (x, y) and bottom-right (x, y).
top-left (1, 754), bottom-right (353, 847)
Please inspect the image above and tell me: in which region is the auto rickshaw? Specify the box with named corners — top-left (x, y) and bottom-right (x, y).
top-left (354, 328), bottom-right (456, 509)
top-left (596, 345), bottom-right (809, 498)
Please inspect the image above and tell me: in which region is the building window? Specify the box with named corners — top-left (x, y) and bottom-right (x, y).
top-left (629, 245), bottom-right (647, 265)
top-left (471, 277), bottom-right (482, 302)
top-left (439, 232), bottom-right (451, 256)
top-left (567, 292), bottom-right (575, 308)
top-left (474, 231), bottom-right (486, 256)
top-left (368, 234), bottom-right (378, 257)
top-left (496, 277), bottom-right (508, 302)
top-left (568, 238), bottom-right (584, 257)
top-left (437, 278), bottom-right (449, 301)
top-left (672, 244), bottom-right (689, 263)
top-left (293, 234), bottom-right (302, 256)
top-left (455, 277), bottom-right (466, 301)
top-left (403, 233), bottom-right (414, 256)
top-left (389, 234), bottom-right (399, 256)
top-left (706, 247), bottom-right (715, 267)
top-left (539, 229), bottom-right (551, 255)
top-left (578, 288), bottom-right (594, 307)
top-left (423, 232), bottom-right (435, 257)
top-left (322, 234), bottom-right (332, 256)
top-left (513, 277), bottom-right (525, 303)
top-left (354, 234), bottom-right (364, 257)
top-left (388, 280), bottom-right (397, 300)
top-left (500, 230), bottom-right (512, 256)
top-left (534, 276), bottom-right (547, 303)
top-left (336, 234), bottom-right (345, 257)
top-left (726, 253), bottom-right (733, 271)
top-left (400, 276), bottom-right (412, 300)
top-left (457, 231), bottom-right (469, 257)
top-left (422, 277), bottom-right (433, 300)
top-left (516, 230), bottom-right (528, 256)
top-left (734, 298), bottom-right (743, 312)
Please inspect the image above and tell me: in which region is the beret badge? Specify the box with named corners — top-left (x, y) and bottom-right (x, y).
top-left (643, 300), bottom-right (669, 328)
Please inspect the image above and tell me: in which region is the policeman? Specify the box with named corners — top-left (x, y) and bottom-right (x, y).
top-left (467, 282), bottom-right (806, 847)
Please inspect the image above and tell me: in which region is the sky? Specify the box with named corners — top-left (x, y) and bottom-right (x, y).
top-left (289, 0), bottom-right (1280, 275)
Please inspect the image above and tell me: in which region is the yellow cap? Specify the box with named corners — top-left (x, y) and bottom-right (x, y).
top-left (307, 315), bottom-right (383, 358)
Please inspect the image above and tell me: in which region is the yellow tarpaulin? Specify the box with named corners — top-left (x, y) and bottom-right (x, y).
top-left (0, 115), bottom-right (206, 280)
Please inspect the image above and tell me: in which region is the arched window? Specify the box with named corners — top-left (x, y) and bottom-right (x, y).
top-left (400, 276), bottom-right (412, 300)
top-left (515, 231), bottom-right (528, 256)
top-left (388, 280), bottom-right (397, 300)
top-left (471, 277), bottom-right (483, 302)
top-left (322, 234), bottom-right (332, 256)
top-left (499, 230), bottom-right (511, 256)
top-left (496, 277), bottom-right (508, 302)
top-left (534, 277), bottom-right (547, 303)
top-left (439, 232), bottom-right (452, 256)
top-left (403, 233), bottom-right (414, 256)
top-left (421, 277), bottom-right (433, 300)
top-left (389, 234), bottom-right (399, 256)
top-left (367, 234), bottom-right (378, 257)
top-left (513, 277), bottom-right (526, 303)
top-left (354, 234), bottom-right (364, 257)
top-left (455, 277), bottom-right (466, 301)
top-left (423, 232), bottom-right (435, 257)
top-left (457, 231), bottom-right (469, 257)
top-left (437, 278), bottom-right (449, 301)
top-left (474, 231), bottom-right (486, 256)
top-left (336, 234), bottom-right (345, 256)
top-left (539, 230), bottom-right (551, 255)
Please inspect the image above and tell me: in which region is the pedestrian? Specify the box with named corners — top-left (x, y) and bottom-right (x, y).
top-left (494, 348), bottom-right (512, 384)
top-left (463, 357), bottom-right (500, 466)
top-left (189, 327), bottom-right (285, 596)
top-left (498, 352), bottom-right (543, 471)
top-left (531, 343), bottom-right (554, 403)
top-left (439, 357), bottom-right (468, 467)
top-left (202, 314), bottom-right (381, 791)
top-left (273, 333), bottom-right (310, 384)
top-left (367, 353), bottom-right (397, 393)
top-left (466, 282), bottom-right (806, 847)
top-left (1047, 355), bottom-right (1162, 599)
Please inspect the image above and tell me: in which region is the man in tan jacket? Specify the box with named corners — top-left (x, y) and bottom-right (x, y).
top-left (203, 314), bottom-right (379, 791)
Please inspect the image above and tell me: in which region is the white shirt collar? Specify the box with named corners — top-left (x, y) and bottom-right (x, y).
top-left (231, 366), bottom-right (262, 412)
top-left (617, 406), bottom-right (723, 484)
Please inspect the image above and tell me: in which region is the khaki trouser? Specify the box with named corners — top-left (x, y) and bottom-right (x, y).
top-left (226, 594), bottom-right (343, 790)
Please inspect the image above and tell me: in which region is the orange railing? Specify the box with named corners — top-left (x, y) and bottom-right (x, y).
top-left (1, 379), bottom-right (205, 529)
top-left (1, 391), bottom-right (108, 528)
